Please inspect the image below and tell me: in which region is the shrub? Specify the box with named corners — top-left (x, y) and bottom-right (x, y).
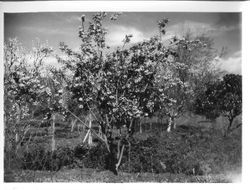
top-left (19, 124), bottom-right (241, 176)
top-left (120, 125), bottom-right (240, 175)
top-left (82, 143), bottom-right (108, 170)
top-left (74, 143), bottom-right (89, 159)
top-left (21, 145), bottom-right (76, 171)
top-left (120, 136), bottom-right (160, 173)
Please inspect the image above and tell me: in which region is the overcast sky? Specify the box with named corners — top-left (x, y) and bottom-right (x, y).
top-left (4, 12), bottom-right (242, 74)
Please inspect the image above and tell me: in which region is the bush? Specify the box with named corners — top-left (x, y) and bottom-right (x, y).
top-left (120, 125), bottom-right (241, 175)
top-left (120, 136), bottom-right (161, 173)
top-left (74, 143), bottom-right (89, 159)
top-left (20, 142), bottom-right (109, 171)
top-left (82, 143), bottom-right (109, 170)
top-left (18, 124), bottom-right (241, 176)
top-left (21, 145), bottom-right (76, 171)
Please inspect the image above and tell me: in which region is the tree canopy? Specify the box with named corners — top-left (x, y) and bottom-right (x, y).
top-left (194, 74), bottom-right (242, 136)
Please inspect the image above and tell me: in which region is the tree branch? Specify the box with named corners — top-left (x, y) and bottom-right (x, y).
top-left (229, 123), bottom-right (242, 133)
top-left (115, 144), bottom-right (125, 171)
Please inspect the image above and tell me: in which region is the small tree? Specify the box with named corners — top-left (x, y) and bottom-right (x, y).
top-left (4, 38), bottom-right (53, 152)
top-left (155, 34), bottom-right (221, 131)
top-left (194, 74), bottom-right (242, 137)
top-left (58, 13), bottom-right (182, 174)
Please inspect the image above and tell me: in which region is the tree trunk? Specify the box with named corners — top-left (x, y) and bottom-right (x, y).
top-left (51, 114), bottom-right (56, 152)
top-left (116, 144), bottom-right (125, 173)
top-left (83, 129), bottom-right (90, 143)
top-left (70, 119), bottom-right (77, 132)
top-left (117, 140), bottom-right (121, 159)
top-left (224, 117), bottom-right (234, 137)
top-left (128, 141), bottom-right (131, 173)
top-left (15, 104), bottom-right (22, 153)
top-left (15, 104), bottom-right (21, 143)
top-left (106, 140), bottom-right (118, 175)
top-left (107, 135), bottom-right (126, 175)
top-left (167, 116), bottom-right (172, 132)
top-left (139, 120), bottom-right (142, 134)
top-left (98, 125), bottom-right (102, 136)
top-left (15, 133), bottom-right (19, 144)
top-left (88, 118), bottom-right (93, 146)
top-left (173, 117), bottom-right (176, 129)
top-left (106, 120), bottom-right (134, 175)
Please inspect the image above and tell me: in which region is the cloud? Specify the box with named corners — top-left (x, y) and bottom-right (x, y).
top-left (52, 13), bottom-right (91, 24)
top-left (65, 15), bottom-right (81, 23)
top-left (218, 51), bottom-right (241, 74)
top-left (20, 25), bottom-right (70, 36)
top-left (169, 21), bottom-right (212, 36)
top-left (65, 15), bottom-right (90, 24)
top-left (216, 13), bottom-right (241, 28)
top-left (164, 21), bottom-right (237, 39)
top-left (106, 25), bottom-right (148, 47)
top-left (24, 54), bottom-right (61, 70)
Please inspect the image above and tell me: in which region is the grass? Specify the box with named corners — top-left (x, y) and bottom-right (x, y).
top-left (4, 117), bottom-right (242, 183)
top-left (5, 168), bottom-right (239, 183)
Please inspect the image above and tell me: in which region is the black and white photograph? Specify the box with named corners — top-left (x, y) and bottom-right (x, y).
top-left (1, 0), bottom-right (248, 184)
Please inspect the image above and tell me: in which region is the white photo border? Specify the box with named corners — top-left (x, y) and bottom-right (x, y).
top-left (0, 1), bottom-right (249, 189)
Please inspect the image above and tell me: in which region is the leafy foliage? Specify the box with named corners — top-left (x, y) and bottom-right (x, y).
top-left (58, 12), bottom-right (183, 173)
top-left (4, 39), bottom-right (56, 154)
top-left (82, 125), bottom-right (241, 175)
top-left (155, 34), bottom-right (222, 130)
top-left (194, 74), bottom-right (242, 136)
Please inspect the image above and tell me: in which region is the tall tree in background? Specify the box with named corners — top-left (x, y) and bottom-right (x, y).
top-left (155, 32), bottom-right (222, 131)
top-left (4, 38), bottom-right (53, 152)
top-left (194, 74), bottom-right (242, 137)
